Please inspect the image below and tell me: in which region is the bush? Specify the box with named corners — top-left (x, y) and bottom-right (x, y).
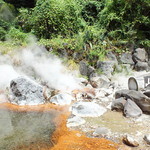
top-left (6, 27), bottom-right (29, 44)
top-left (0, 27), bottom-right (7, 40)
top-left (19, 0), bottom-right (85, 39)
top-left (98, 0), bottom-right (150, 48)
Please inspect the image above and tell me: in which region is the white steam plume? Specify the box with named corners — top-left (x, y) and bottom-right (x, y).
top-left (20, 45), bottom-right (79, 91)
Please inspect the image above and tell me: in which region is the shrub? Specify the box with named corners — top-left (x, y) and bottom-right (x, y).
top-left (6, 27), bottom-right (29, 44)
top-left (23, 0), bottom-right (85, 39)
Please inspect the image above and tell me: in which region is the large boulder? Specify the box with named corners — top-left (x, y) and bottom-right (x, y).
top-left (111, 97), bottom-right (126, 112)
top-left (97, 61), bottom-right (115, 77)
top-left (90, 75), bottom-right (110, 88)
top-left (115, 89), bottom-right (150, 113)
top-left (70, 102), bottom-right (107, 117)
top-left (123, 135), bottom-right (139, 147)
top-left (79, 61), bottom-right (95, 77)
top-left (106, 51), bottom-right (118, 64)
top-left (10, 76), bottom-right (45, 105)
top-left (124, 99), bottom-right (143, 118)
top-left (120, 53), bottom-right (134, 65)
top-left (132, 48), bottom-right (148, 63)
top-left (79, 61), bottom-right (88, 76)
top-left (134, 61), bottom-right (149, 71)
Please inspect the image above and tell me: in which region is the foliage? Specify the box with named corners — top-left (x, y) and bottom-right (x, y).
top-left (98, 0), bottom-right (150, 48)
top-left (15, 8), bottom-right (32, 33)
top-left (0, 0), bottom-right (150, 67)
top-left (18, 0), bottom-right (85, 39)
top-left (81, 0), bottom-right (103, 25)
top-left (6, 27), bottom-right (29, 44)
top-left (0, 0), bottom-right (16, 40)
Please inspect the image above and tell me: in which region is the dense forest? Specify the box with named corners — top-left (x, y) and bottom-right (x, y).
top-left (0, 0), bottom-right (150, 66)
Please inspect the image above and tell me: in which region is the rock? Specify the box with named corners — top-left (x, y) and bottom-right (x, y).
top-left (10, 76), bottom-right (45, 105)
top-left (124, 99), bottom-right (143, 118)
top-left (115, 89), bottom-right (150, 113)
top-left (87, 66), bottom-right (95, 77)
top-left (93, 127), bottom-right (109, 137)
top-left (73, 52), bottom-right (82, 60)
top-left (50, 93), bottom-right (74, 105)
top-left (132, 48), bottom-right (148, 63)
top-left (79, 61), bottom-right (95, 77)
top-left (95, 88), bottom-right (113, 99)
top-left (86, 83), bottom-right (93, 88)
top-left (143, 91), bottom-right (150, 97)
top-left (106, 51), bottom-right (118, 64)
top-left (144, 134), bottom-right (150, 145)
top-left (111, 97), bottom-right (126, 112)
top-left (79, 61), bottom-right (88, 76)
top-left (90, 75), bottom-right (110, 88)
top-left (89, 72), bottom-right (98, 79)
top-left (134, 61), bottom-right (149, 71)
top-left (75, 91), bottom-right (95, 101)
top-left (76, 77), bottom-right (88, 86)
top-left (97, 61), bottom-right (115, 77)
top-left (123, 135), bottom-right (139, 147)
top-left (58, 49), bottom-right (68, 58)
top-left (67, 115), bottom-right (86, 127)
top-left (70, 102), bottom-right (107, 117)
top-left (120, 53), bottom-right (134, 65)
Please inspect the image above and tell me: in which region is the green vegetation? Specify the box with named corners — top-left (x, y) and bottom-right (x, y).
top-left (0, 0), bottom-right (150, 66)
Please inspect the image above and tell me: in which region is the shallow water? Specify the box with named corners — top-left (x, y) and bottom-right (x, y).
top-left (0, 109), bottom-right (56, 150)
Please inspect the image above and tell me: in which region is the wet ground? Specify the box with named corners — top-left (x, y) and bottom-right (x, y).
top-left (72, 110), bottom-right (150, 150)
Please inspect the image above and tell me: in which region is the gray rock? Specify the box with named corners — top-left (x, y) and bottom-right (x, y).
top-left (79, 61), bottom-right (88, 76)
top-left (10, 76), bottom-right (45, 105)
top-left (93, 127), bottom-right (109, 136)
top-left (90, 75), bottom-right (110, 88)
top-left (97, 61), bottom-right (115, 77)
top-left (120, 53), bottom-right (134, 65)
top-left (143, 91), bottom-right (150, 98)
top-left (111, 97), bottom-right (126, 112)
top-left (115, 89), bottom-right (150, 113)
top-left (132, 48), bottom-right (148, 63)
top-left (50, 93), bottom-right (74, 105)
top-left (134, 61), bottom-right (149, 71)
top-left (87, 66), bottom-right (95, 77)
top-left (144, 134), bottom-right (150, 145)
top-left (106, 51), bottom-right (118, 64)
top-left (67, 115), bottom-right (86, 127)
top-left (76, 77), bottom-right (88, 86)
top-left (95, 88), bottom-right (113, 99)
top-left (79, 61), bottom-right (95, 77)
top-left (70, 102), bottom-right (107, 117)
top-left (58, 49), bottom-right (68, 58)
top-left (124, 99), bottom-right (143, 118)
top-left (123, 135), bottom-right (139, 147)
top-left (73, 52), bottom-right (82, 60)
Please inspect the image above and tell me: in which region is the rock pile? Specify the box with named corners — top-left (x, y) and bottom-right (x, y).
top-left (79, 48), bottom-right (150, 78)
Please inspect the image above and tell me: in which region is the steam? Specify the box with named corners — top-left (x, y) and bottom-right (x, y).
top-left (0, 65), bottom-right (19, 89)
top-left (0, 43), bottom-right (80, 92)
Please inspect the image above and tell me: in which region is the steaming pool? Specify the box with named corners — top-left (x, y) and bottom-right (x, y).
top-left (0, 103), bottom-right (119, 150)
top-left (0, 106), bottom-right (57, 150)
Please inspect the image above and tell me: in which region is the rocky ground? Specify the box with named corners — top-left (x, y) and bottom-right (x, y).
top-left (0, 46), bottom-right (150, 149)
